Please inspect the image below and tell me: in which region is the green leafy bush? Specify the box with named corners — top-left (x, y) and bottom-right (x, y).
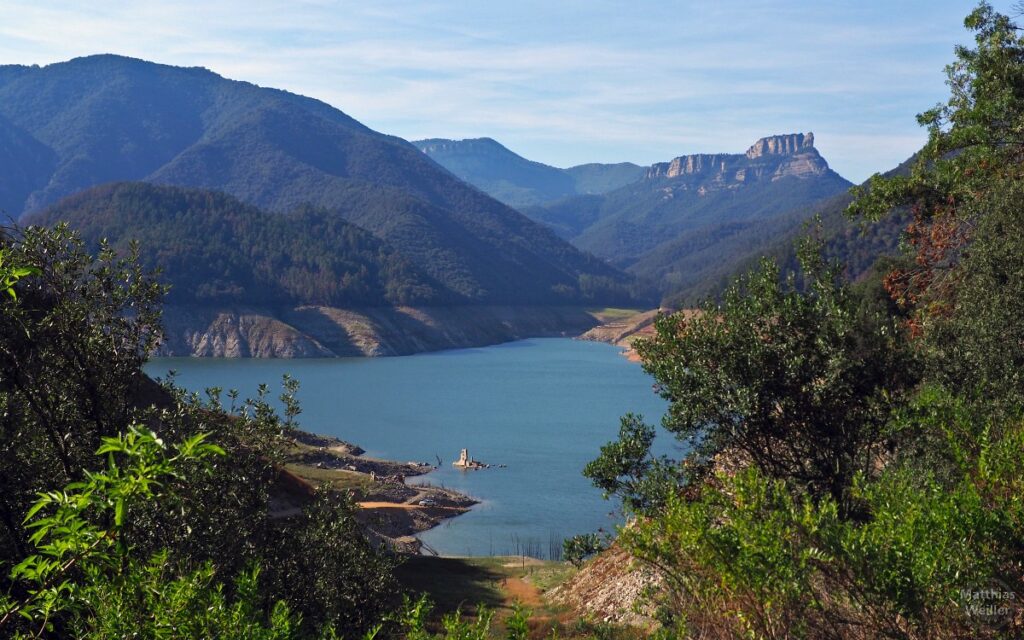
top-left (563, 533), bottom-right (609, 568)
top-left (0, 225), bottom-right (397, 638)
top-left (0, 427), bottom-right (305, 638)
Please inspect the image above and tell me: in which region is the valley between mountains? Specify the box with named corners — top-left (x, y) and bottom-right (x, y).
top-left (3, 55), bottom-right (904, 357)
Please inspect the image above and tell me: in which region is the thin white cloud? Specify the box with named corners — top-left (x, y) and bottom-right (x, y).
top-left (0, 0), bottom-right (1008, 181)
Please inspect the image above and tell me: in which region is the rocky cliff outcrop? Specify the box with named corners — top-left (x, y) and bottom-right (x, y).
top-left (646, 153), bottom-right (733, 179)
top-left (745, 132), bottom-right (814, 158)
top-left (644, 132), bottom-right (830, 188)
top-left (159, 308), bottom-right (334, 357)
top-left (157, 305), bottom-right (601, 358)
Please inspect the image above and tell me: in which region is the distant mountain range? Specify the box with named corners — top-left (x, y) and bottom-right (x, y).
top-left (1, 54), bottom-right (906, 356)
top-left (0, 54), bottom-right (640, 311)
top-left (559, 133), bottom-right (853, 301)
top-left (413, 138), bottom-right (643, 207)
top-left (672, 156), bottom-right (913, 307)
top-left (420, 132), bottom-right (855, 303)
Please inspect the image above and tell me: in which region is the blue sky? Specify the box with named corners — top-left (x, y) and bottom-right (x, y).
top-left (0, 1), bottom-right (1008, 182)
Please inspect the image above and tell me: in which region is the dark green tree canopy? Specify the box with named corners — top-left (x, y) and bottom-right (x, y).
top-left (586, 240), bottom-right (917, 513)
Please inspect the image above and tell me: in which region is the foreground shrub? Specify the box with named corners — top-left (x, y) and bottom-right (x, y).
top-left (0, 225), bottom-right (398, 637)
top-left (620, 425), bottom-right (1024, 639)
top-left (0, 427), bottom-right (305, 638)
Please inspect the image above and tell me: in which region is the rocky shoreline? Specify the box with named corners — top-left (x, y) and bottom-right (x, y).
top-left (283, 430), bottom-right (477, 554)
top-left (577, 309), bottom-right (662, 361)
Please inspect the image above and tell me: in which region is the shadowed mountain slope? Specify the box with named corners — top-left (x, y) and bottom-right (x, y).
top-left (28, 182), bottom-right (448, 308)
top-left (0, 55), bottom-right (639, 307)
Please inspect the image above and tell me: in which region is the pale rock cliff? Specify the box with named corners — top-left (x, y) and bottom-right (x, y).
top-left (159, 308), bottom-right (333, 357)
top-left (744, 132), bottom-right (814, 158)
top-left (643, 132), bottom-right (830, 190)
top-left (548, 543), bottom-right (661, 626)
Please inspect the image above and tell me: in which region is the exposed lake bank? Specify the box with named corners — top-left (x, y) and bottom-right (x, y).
top-left (577, 308), bottom-right (662, 362)
top-left (156, 305), bottom-right (605, 357)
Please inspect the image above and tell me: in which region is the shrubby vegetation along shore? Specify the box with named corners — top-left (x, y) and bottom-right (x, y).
top-left (2, 3), bottom-right (1024, 638)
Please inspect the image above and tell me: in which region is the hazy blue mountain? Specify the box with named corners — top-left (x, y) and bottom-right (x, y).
top-left (413, 137), bottom-right (643, 208)
top-left (0, 112), bottom-right (56, 220)
top-left (661, 155), bottom-right (915, 306)
top-left (523, 133), bottom-right (853, 298)
top-left (564, 162), bottom-right (645, 195)
top-left (0, 55), bottom-right (639, 306)
top-left (413, 138), bottom-right (577, 206)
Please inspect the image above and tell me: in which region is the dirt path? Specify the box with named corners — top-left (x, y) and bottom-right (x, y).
top-left (358, 501), bottom-right (418, 509)
top-left (502, 577), bottom-right (543, 607)
top-left (357, 501), bottom-right (462, 511)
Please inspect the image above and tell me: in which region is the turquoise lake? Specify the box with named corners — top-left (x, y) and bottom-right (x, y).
top-left (146, 338), bottom-right (669, 557)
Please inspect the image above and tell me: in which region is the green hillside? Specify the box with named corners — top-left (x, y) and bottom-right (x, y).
top-left (28, 183), bottom-right (448, 307)
top-left (0, 55), bottom-right (640, 306)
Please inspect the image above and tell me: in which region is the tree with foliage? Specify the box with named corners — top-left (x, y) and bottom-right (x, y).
top-left (586, 238), bottom-right (916, 512)
top-left (581, 5), bottom-right (1024, 637)
top-left (0, 248), bottom-right (38, 299)
top-left (849, 1), bottom-right (1024, 408)
top-left (0, 427), bottom-right (307, 638)
top-left (0, 225), bottom-right (164, 562)
top-left (0, 224), bottom-right (397, 637)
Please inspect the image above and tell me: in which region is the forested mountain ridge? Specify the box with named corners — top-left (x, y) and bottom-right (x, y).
top-left (25, 183), bottom-right (608, 357)
top-left (413, 137), bottom-right (644, 207)
top-left (27, 183), bottom-right (448, 307)
top-left (0, 54), bottom-right (638, 307)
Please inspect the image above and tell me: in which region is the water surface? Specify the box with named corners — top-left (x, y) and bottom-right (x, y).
top-left (147, 338), bottom-right (669, 556)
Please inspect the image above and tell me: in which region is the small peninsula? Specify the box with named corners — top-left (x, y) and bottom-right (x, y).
top-left (282, 431), bottom-right (477, 554)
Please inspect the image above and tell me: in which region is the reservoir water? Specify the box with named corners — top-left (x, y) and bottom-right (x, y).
top-left (146, 338), bottom-right (669, 557)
